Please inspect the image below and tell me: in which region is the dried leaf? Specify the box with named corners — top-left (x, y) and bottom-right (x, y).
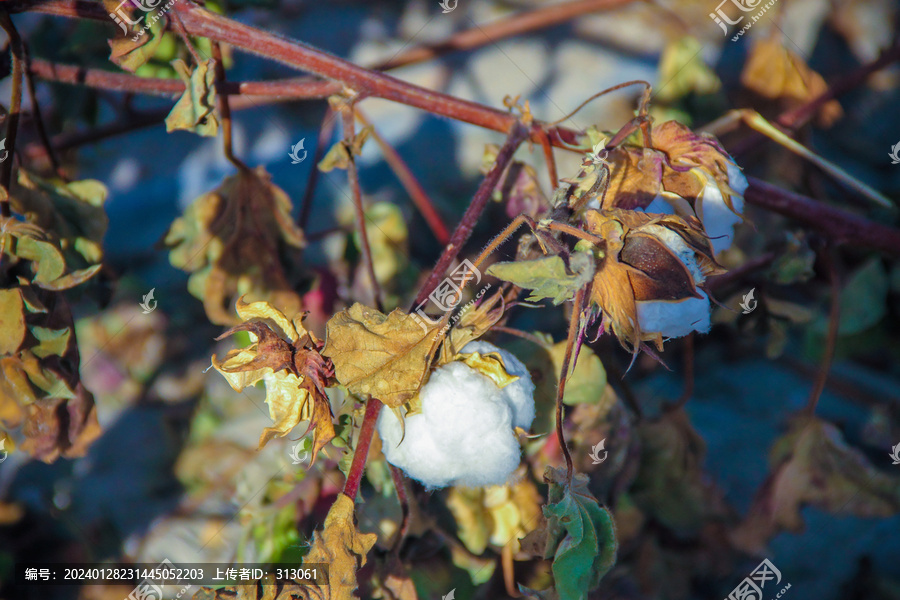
top-left (164, 167), bottom-right (306, 325)
top-left (0, 289), bottom-right (26, 356)
top-left (318, 127), bottom-right (373, 172)
top-left (741, 36), bottom-right (842, 127)
top-left (487, 252), bottom-right (596, 305)
top-left (731, 417), bottom-right (900, 554)
top-left (212, 299), bottom-right (335, 462)
top-left (302, 494), bottom-right (377, 600)
top-left (323, 303), bottom-right (440, 409)
top-left (109, 19), bottom-right (166, 72)
top-left (165, 58), bottom-right (219, 137)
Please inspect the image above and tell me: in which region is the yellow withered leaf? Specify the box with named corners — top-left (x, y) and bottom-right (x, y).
top-left (212, 300), bottom-right (335, 463)
top-left (164, 167), bottom-right (306, 325)
top-left (165, 59), bottom-right (219, 137)
top-left (302, 494), bottom-right (377, 600)
top-left (453, 351), bottom-right (519, 389)
top-left (741, 36), bottom-right (842, 127)
top-left (323, 303), bottom-right (440, 409)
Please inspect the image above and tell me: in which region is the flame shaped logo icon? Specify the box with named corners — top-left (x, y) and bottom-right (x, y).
top-left (140, 288), bottom-right (157, 314)
top-left (0, 138), bottom-right (8, 163)
top-left (442, 589), bottom-right (456, 600)
top-left (740, 287), bottom-right (757, 314)
top-left (438, 0), bottom-right (458, 13)
top-left (0, 438), bottom-right (7, 463)
top-left (889, 141), bottom-right (900, 165)
top-left (890, 443), bottom-right (900, 465)
top-left (589, 439), bottom-right (608, 464)
top-left (289, 139), bottom-right (307, 164)
top-left (289, 442), bottom-right (309, 465)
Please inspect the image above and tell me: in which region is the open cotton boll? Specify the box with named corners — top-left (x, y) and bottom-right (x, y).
top-left (642, 225), bottom-right (705, 284)
top-left (377, 345), bottom-right (535, 489)
top-left (461, 341), bottom-right (536, 430)
top-left (637, 291), bottom-right (711, 338)
top-left (696, 175), bottom-right (745, 255)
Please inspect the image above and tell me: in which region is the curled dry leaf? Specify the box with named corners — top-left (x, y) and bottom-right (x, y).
top-left (323, 303), bottom-right (440, 413)
top-left (212, 298), bottom-right (335, 462)
top-left (730, 416), bottom-right (900, 554)
top-left (165, 58), bottom-right (219, 137)
top-left (164, 166), bottom-right (306, 325)
top-left (301, 494), bottom-right (378, 600)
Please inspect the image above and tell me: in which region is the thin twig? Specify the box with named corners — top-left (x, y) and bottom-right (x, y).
top-left (413, 122), bottom-right (530, 307)
top-left (556, 286), bottom-right (585, 483)
top-left (341, 104), bottom-right (383, 312)
top-left (388, 465), bottom-right (410, 554)
top-left (0, 11), bottom-right (24, 217)
top-left (298, 106), bottom-right (336, 230)
top-left (805, 246), bottom-right (840, 416)
top-left (211, 41), bottom-right (247, 171)
top-left (355, 109), bottom-right (450, 246)
top-left (21, 44), bottom-right (63, 177)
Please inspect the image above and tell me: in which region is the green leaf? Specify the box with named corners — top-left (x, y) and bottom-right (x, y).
top-left (548, 341), bottom-right (606, 406)
top-left (815, 257), bottom-right (887, 336)
top-left (165, 59), bottom-right (219, 137)
top-left (14, 236), bottom-right (66, 285)
top-left (542, 467), bottom-right (617, 600)
top-left (318, 127), bottom-right (373, 172)
top-left (29, 326), bottom-right (72, 359)
top-left (487, 252), bottom-right (595, 305)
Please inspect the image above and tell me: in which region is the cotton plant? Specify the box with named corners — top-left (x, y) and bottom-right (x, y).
top-left (376, 340), bottom-right (535, 488)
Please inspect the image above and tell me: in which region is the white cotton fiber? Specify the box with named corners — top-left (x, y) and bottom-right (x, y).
top-left (461, 340), bottom-right (536, 429)
top-left (376, 343), bottom-right (535, 489)
top-left (637, 291), bottom-right (711, 338)
top-left (697, 175), bottom-right (744, 255)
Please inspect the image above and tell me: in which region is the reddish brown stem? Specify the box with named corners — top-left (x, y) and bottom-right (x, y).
top-left (298, 107), bottom-right (336, 229)
top-left (413, 122), bottom-right (530, 306)
top-left (744, 177), bottom-right (900, 256)
top-left (388, 465), bottom-right (410, 553)
top-left (377, 0), bottom-right (636, 71)
top-left (342, 398), bottom-right (383, 501)
top-left (556, 286), bottom-right (585, 483)
top-left (211, 42), bottom-right (247, 171)
top-left (342, 106), bottom-right (383, 312)
top-left (357, 110), bottom-right (451, 245)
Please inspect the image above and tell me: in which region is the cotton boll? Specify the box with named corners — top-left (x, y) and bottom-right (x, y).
top-left (461, 341), bottom-right (535, 430)
top-left (697, 178), bottom-right (744, 255)
top-left (637, 291), bottom-right (711, 338)
top-left (642, 224), bottom-right (705, 285)
top-left (377, 351), bottom-right (535, 489)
